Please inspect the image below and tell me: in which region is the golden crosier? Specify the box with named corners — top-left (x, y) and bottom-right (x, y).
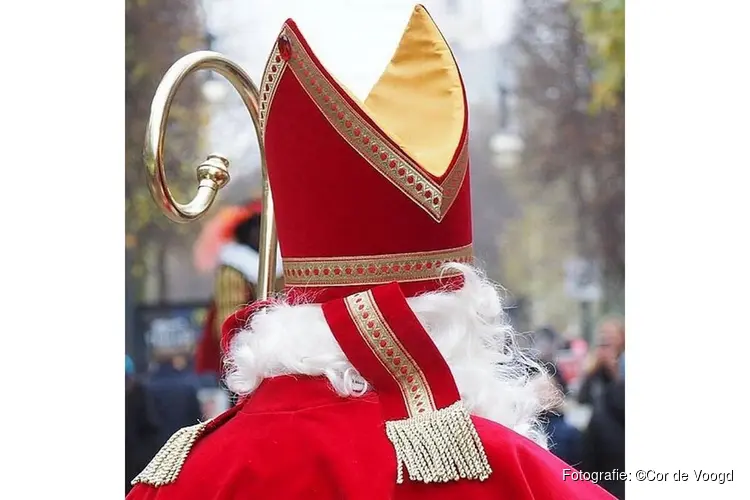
top-left (143, 50), bottom-right (278, 300)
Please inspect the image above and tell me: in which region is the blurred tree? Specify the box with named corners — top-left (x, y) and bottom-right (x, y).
top-left (126, 0), bottom-right (208, 301)
top-left (573, 0), bottom-right (625, 111)
top-left (510, 0), bottom-right (624, 313)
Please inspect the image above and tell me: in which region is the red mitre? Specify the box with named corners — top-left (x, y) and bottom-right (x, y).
top-left (262, 5), bottom-right (473, 304)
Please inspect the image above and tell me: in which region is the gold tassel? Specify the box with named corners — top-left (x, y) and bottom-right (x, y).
top-left (385, 401), bottom-right (492, 484)
top-left (131, 421), bottom-right (209, 487)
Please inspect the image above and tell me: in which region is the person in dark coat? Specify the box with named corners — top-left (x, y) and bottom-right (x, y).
top-left (581, 378), bottom-right (626, 499)
top-left (143, 354), bottom-right (203, 448)
top-left (578, 317), bottom-right (624, 407)
top-left (125, 356), bottom-right (161, 494)
top-left (534, 326), bottom-right (569, 395)
top-left (537, 372), bottom-right (583, 468)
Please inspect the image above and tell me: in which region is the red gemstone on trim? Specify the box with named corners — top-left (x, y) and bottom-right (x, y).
top-left (406, 175), bottom-right (414, 184)
top-left (362, 312), bottom-right (369, 319)
top-left (404, 264), bottom-right (412, 271)
top-left (354, 128), bottom-right (361, 136)
top-left (433, 197), bottom-right (440, 205)
top-left (411, 385), bottom-right (418, 392)
top-left (345, 120), bottom-right (352, 128)
top-left (393, 357), bottom-right (401, 365)
top-left (379, 340), bottom-right (387, 348)
top-left (363, 136), bottom-right (370, 144)
top-left (373, 330), bottom-right (381, 338)
top-left (400, 367), bottom-right (408, 374)
top-left (367, 321), bottom-right (375, 329)
top-left (271, 65), bottom-right (278, 73)
top-left (424, 190), bottom-right (432, 198)
top-left (371, 144), bottom-right (378, 153)
top-left (380, 152), bottom-right (387, 160)
top-left (397, 168), bottom-right (406, 176)
top-left (415, 182), bottom-right (423, 191)
top-left (278, 36), bottom-right (292, 61)
top-left (389, 160), bottom-right (397, 169)
top-left (337, 111), bottom-right (344, 120)
top-left (323, 268), bottom-right (330, 276)
top-left (275, 55), bottom-right (281, 63)
top-left (386, 348), bottom-right (394, 357)
top-left (313, 268), bottom-right (320, 276)
top-left (407, 375), bottom-right (414, 383)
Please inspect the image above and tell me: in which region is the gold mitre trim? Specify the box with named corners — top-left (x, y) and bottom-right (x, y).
top-left (282, 245), bottom-right (473, 287)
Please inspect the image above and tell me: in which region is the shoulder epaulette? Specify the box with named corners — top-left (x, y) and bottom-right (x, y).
top-left (131, 403), bottom-right (240, 487)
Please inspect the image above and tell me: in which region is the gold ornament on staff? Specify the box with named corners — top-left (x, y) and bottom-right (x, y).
top-left (143, 51), bottom-right (278, 300)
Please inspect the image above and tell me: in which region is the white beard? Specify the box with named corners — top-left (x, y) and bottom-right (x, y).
top-left (225, 263), bottom-right (549, 448)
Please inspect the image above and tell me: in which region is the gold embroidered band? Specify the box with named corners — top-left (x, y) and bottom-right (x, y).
top-left (283, 244), bottom-right (473, 287)
top-left (341, 289), bottom-right (492, 484)
top-left (270, 28), bottom-right (469, 222)
top-left (344, 291), bottom-right (436, 416)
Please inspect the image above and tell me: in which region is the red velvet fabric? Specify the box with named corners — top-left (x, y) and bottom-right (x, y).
top-left (127, 376), bottom-right (614, 499)
top-left (322, 282), bottom-right (461, 420)
top-left (264, 19), bottom-right (473, 304)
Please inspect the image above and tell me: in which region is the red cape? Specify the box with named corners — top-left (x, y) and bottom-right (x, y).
top-left (128, 376), bottom-right (614, 499)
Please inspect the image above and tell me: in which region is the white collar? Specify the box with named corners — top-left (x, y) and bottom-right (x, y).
top-left (217, 242), bottom-right (284, 284)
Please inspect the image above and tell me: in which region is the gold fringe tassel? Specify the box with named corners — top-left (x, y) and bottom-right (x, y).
top-left (131, 421), bottom-right (209, 487)
top-left (385, 401), bottom-right (492, 484)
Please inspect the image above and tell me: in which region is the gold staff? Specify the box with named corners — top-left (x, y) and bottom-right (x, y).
top-left (142, 51), bottom-right (277, 300)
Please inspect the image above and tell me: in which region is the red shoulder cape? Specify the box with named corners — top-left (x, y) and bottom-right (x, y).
top-left (127, 376), bottom-right (614, 499)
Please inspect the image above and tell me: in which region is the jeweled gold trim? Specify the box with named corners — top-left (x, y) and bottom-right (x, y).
top-left (274, 27), bottom-right (468, 222)
top-left (283, 244), bottom-right (473, 287)
top-left (259, 37), bottom-right (288, 135)
top-left (345, 291), bottom-right (436, 416)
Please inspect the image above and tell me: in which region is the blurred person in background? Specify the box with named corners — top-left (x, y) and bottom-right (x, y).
top-left (144, 352), bottom-right (202, 449)
top-left (577, 316), bottom-right (624, 408)
top-left (581, 377), bottom-right (625, 498)
top-left (533, 326), bottom-right (568, 395)
top-left (536, 373), bottom-right (582, 468)
top-left (125, 355), bottom-right (160, 495)
top-left (192, 201), bottom-right (284, 383)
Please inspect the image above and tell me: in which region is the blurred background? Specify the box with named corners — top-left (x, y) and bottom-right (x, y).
top-left (125, 0), bottom-right (624, 497)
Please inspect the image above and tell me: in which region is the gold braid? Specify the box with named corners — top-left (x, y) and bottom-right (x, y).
top-left (214, 266), bottom-right (254, 340)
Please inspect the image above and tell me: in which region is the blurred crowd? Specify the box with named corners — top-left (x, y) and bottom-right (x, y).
top-left (531, 317), bottom-right (626, 499)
